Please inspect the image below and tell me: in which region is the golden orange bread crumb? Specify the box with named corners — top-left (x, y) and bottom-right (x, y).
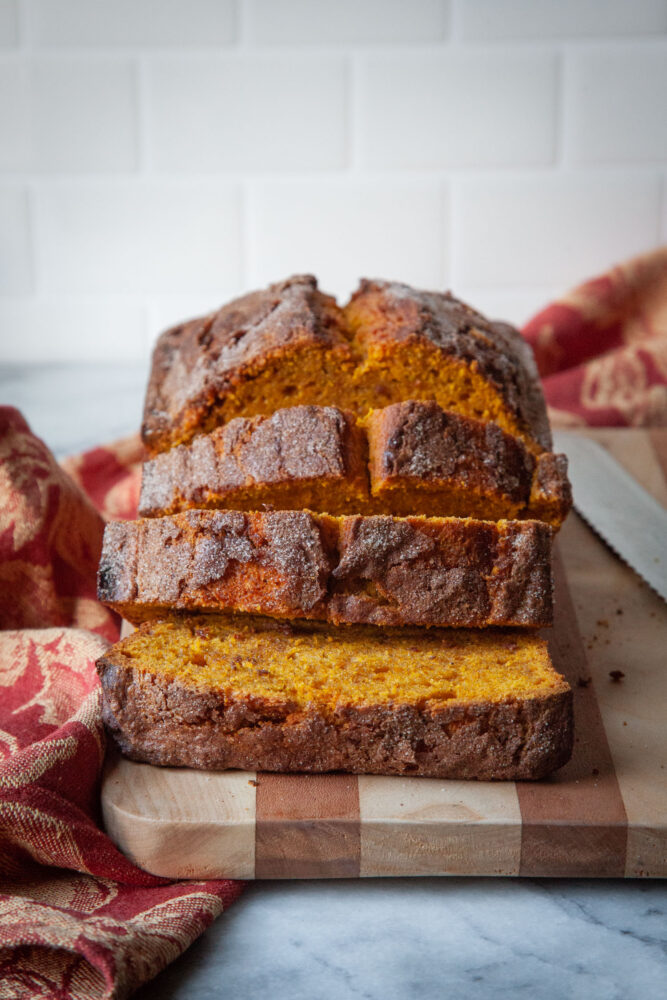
top-left (139, 402), bottom-right (571, 528)
top-left (96, 615), bottom-right (574, 780)
top-left (116, 616), bottom-right (564, 711)
top-left (142, 276), bottom-right (551, 457)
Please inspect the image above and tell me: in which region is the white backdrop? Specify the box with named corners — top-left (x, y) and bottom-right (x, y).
top-left (1, 0), bottom-right (666, 362)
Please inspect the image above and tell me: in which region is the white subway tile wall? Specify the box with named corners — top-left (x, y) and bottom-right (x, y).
top-left (27, 0), bottom-right (237, 48)
top-left (34, 181), bottom-right (243, 293)
top-left (29, 57), bottom-right (139, 172)
top-left (459, 0), bottom-right (667, 40)
top-left (0, 186), bottom-right (32, 294)
top-left (246, 0), bottom-right (449, 45)
top-left (453, 173), bottom-right (662, 286)
top-left (356, 49), bottom-right (558, 168)
top-left (246, 177), bottom-right (447, 294)
top-left (0, 2), bottom-right (18, 48)
top-left (0, 0), bottom-right (665, 362)
top-left (147, 55), bottom-right (347, 172)
top-left (566, 44), bottom-right (667, 163)
top-left (0, 59), bottom-right (28, 169)
top-left (0, 298), bottom-right (146, 361)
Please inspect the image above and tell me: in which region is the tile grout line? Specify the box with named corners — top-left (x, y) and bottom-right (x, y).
top-left (235, 0), bottom-right (251, 48)
top-left (15, 0), bottom-right (29, 51)
top-left (346, 52), bottom-right (358, 173)
top-left (135, 54), bottom-right (150, 177)
top-left (448, 0), bottom-right (462, 42)
top-left (238, 178), bottom-right (250, 291)
top-left (554, 46), bottom-right (567, 169)
top-left (2, 165), bottom-right (666, 184)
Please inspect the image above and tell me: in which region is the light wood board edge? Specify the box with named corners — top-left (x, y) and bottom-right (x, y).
top-left (101, 748), bottom-right (257, 879)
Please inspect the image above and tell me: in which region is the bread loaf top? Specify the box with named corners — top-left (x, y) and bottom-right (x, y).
top-left (142, 275), bottom-right (551, 456)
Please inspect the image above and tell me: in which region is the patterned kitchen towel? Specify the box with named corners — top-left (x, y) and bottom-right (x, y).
top-left (524, 246), bottom-right (667, 429)
top-left (0, 408), bottom-right (243, 1000)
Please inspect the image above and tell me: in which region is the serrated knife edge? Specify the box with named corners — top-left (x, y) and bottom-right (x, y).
top-left (553, 431), bottom-right (667, 603)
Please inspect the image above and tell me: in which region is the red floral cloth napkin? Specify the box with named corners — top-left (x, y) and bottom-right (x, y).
top-left (0, 409), bottom-right (243, 1000)
top-left (523, 246), bottom-right (667, 428)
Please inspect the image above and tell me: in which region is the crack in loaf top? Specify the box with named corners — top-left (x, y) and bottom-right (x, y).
top-left (143, 275), bottom-right (345, 445)
top-left (142, 274), bottom-right (551, 454)
top-left (347, 279), bottom-right (551, 451)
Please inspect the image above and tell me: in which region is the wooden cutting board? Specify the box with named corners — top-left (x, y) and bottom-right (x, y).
top-left (101, 429), bottom-right (667, 879)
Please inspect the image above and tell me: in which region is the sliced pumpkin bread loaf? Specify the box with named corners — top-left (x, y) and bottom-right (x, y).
top-left (97, 615), bottom-right (573, 780)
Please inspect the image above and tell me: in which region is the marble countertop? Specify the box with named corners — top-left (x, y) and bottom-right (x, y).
top-left (3, 363), bottom-right (665, 1000)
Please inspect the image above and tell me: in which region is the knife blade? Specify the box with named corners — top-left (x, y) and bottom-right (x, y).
top-left (553, 431), bottom-right (667, 603)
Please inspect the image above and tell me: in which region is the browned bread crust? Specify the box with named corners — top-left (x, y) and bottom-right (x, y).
top-left (529, 453), bottom-right (572, 525)
top-left (139, 404), bottom-right (369, 519)
top-left (142, 275), bottom-right (551, 457)
top-left (96, 618), bottom-right (573, 781)
top-left (142, 275), bottom-right (349, 456)
top-left (346, 279), bottom-right (551, 451)
top-left (138, 401), bottom-right (571, 527)
top-left (370, 403), bottom-right (569, 525)
top-left (98, 509), bottom-right (553, 628)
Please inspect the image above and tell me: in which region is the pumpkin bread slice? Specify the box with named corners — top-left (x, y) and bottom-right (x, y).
top-left (97, 614), bottom-right (573, 780)
top-left (138, 402), bottom-right (570, 527)
top-left (98, 509), bottom-right (553, 629)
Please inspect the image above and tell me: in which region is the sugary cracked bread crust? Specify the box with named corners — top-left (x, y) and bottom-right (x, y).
top-left (139, 404), bottom-right (368, 518)
top-left (346, 279), bottom-right (551, 451)
top-left (97, 619), bottom-right (573, 781)
top-left (142, 275), bottom-right (347, 455)
top-left (142, 275), bottom-right (551, 456)
top-left (98, 509), bottom-right (553, 628)
top-left (138, 401), bottom-right (571, 526)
